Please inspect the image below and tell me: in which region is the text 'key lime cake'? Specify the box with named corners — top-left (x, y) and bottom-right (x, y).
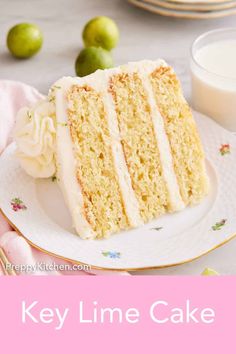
top-left (14, 59), bottom-right (209, 239)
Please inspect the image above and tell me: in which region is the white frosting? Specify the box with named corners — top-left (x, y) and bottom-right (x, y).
top-left (14, 100), bottom-right (56, 178)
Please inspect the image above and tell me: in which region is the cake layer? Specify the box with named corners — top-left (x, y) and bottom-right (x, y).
top-left (109, 71), bottom-right (170, 222)
top-left (55, 79), bottom-right (96, 239)
top-left (136, 64), bottom-right (185, 212)
top-left (149, 66), bottom-right (209, 205)
top-left (67, 84), bottom-right (129, 238)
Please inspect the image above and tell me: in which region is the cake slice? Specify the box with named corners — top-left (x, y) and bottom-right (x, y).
top-left (14, 60), bottom-right (209, 239)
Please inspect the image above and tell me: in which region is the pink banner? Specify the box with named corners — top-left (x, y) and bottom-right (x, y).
top-left (0, 276), bottom-right (235, 353)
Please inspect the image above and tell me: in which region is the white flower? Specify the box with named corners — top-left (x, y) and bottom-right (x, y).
top-left (14, 99), bottom-right (56, 178)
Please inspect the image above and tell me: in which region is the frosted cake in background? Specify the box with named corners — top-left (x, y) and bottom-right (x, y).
top-left (14, 60), bottom-right (209, 239)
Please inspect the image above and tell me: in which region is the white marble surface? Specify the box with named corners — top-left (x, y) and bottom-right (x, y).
top-left (1, 0), bottom-right (236, 274)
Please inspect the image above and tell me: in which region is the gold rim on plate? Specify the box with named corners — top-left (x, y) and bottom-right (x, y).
top-left (1, 207), bottom-right (236, 273)
top-left (0, 246), bottom-right (16, 276)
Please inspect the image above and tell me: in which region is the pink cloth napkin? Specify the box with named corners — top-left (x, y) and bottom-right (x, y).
top-left (0, 80), bottom-right (127, 276)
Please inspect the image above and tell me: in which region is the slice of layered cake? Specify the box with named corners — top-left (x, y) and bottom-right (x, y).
top-left (14, 60), bottom-right (209, 239)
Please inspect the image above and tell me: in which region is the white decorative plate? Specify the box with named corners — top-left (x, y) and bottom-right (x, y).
top-left (129, 0), bottom-right (236, 18)
top-left (145, 0), bottom-right (236, 11)
top-left (0, 111), bottom-right (236, 271)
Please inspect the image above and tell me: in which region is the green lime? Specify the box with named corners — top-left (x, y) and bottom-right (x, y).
top-left (201, 268), bottom-right (219, 276)
top-left (75, 46), bottom-right (113, 77)
top-left (7, 23), bottom-right (43, 59)
top-left (82, 16), bottom-right (119, 51)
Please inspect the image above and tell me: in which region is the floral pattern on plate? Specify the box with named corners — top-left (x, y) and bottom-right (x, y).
top-left (212, 219), bottom-right (227, 231)
top-left (219, 144), bottom-right (230, 156)
top-left (11, 198), bottom-right (27, 212)
top-left (102, 251), bottom-right (121, 259)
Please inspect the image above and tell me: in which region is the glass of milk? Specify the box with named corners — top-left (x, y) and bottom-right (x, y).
top-left (191, 28), bottom-right (236, 132)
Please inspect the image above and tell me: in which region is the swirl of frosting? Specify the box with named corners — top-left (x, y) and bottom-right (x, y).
top-left (14, 99), bottom-right (56, 178)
